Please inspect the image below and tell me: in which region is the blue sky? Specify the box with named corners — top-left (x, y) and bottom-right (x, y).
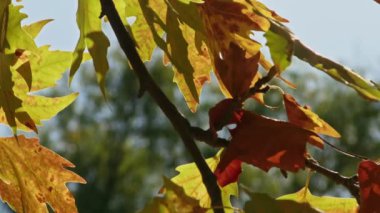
top-left (19, 0), bottom-right (380, 77)
top-left (20, 0), bottom-right (380, 62)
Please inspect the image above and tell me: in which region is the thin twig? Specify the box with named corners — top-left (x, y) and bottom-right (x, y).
top-left (98, 0), bottom-right (224, 212)
top-left (305, 158), bottom-right (360, 202)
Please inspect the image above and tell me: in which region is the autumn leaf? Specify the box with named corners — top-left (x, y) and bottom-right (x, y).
top-left (265, 29), bottom-right (293, 72)
top-left (71, 0), bottom-right (110, 95)
top-left (0, 47), bottom-right (78, 132)
top-left (139, 177), bottom-right (207, 213)
top-left (214, 42), bottom-right (260, 98)
top-left (125, 0), bottom-right (164, 62)
top-left (0, 4), bottom-right (78, 133)
top-left (277, 187), bottom-right (358, 212)
top-left (0, 136), bottom-right (85, 213)
top-left (22, 19), bottom-right (53, 39)
top-left (166, 8), bottom-right (211, 111)
top-left (171, 150), bottom-right (238, 212)
top-left (208, 98), bottom-right (243, 134)
top-left (244, 191), bottom-right (319, 213)
top-left (215, 111), bottom-right (322, 186)
top-left (283, 93), bottom-right (341, 141)
top-left (358, 160), bottom-right (380, 213)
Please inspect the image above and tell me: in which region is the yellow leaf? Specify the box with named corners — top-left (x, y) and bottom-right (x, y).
top-left (127, 0), bottom-right (166, 62)
top-left (22, 19), bottom-right (53, 39)
top-left (277, 187), bottom-right (358, 213)
top-left (171, 150), bottom-right (238, 212)
top-left (166, 9), bottom-right (211, 112)
top-left (139, 177), bottom-right (206, 213)
top-left (0, 136), bottom-right (85, 213)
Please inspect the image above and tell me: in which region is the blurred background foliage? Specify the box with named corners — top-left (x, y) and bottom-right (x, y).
top-left (1, 51), bottom-right (379, 212)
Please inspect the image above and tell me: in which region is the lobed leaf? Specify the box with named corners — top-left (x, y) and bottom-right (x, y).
top-left (264, 29), bottom-right (293, 72)
top-left (215, 110), bottom-right (322, 186)
top-left (71, 0), bottom-right (110, 95)
top-left (0, 136), bottom-right (85, 213)
top-left (22, 19), bottom-right (53, 39)
top-left (171, 150), bottom-right (238, 212)
top-left (244, 192), bottom-right (319, 213)
top-left (283, 93), bottom-right (340, 141)
top-left (139, 177), bottom-right (206, 213)
top-left (277, 187), bottom-right (358, 212)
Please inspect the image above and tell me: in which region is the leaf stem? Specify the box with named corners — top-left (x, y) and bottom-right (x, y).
top-left (98, 0), bottom-right (224, 212)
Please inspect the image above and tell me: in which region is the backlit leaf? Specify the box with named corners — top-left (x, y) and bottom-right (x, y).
top-left (0, 4), bottom-right (78, 133)
top-left (166, 9), bottom-right (211, 111)
top-left (0, 136), bottom-right (85, 213)
top-left (358, 160), bottom-right (380, 213)
top-left (171, 150), bottom-right (238, 212)
top-left (283, 93), bottom-right (340, 140)
top-left (277, 187), bottom-right (358, 212)
top-left (216, 111), bottom-right (322, 186)
top-left (22, 19), bottom-right (53, 39)
top-left (265, 29), bottom-right (293, 72)
top-left (314, 63), bottom-right (380, 101)
top-left (71, 0), bottom-right (110, 95)
top-left (244, 191), bottom-right (319, 213)
top-left (129, 0), bottom-right (166, 62)
top-left (139, 177), bottom-right (206, 213)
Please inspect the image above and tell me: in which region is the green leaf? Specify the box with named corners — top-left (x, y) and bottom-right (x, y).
top-left (71, 0), bottom-right (110, 95)
top-left (265, 29), bottom-right (293, 72)
top-left (171, 150), bottom-right (238, 212)
top-left (314, 63), bottom-right (380, 101)
top-left (23, 19), bottom-right (53, 39)
top-left (277, 187), bottom-right (358, 212)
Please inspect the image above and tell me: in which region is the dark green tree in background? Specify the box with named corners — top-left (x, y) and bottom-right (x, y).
top-left (36, 52), bottom-right (379, 212)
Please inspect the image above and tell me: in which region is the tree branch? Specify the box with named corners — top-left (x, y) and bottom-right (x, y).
top-left (99, 0), bottom-right (224, 212)
top-left (305, 158), bottom-right (360, 202)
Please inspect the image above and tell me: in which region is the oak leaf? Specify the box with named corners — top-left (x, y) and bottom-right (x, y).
top-left (71, 0), bottom-right (110, 95)
top-left (277, 187), bottom-right (358, 212)
top-left (139, 177), bottom-right (207, 213)
top-left (215, 111), bottom-right (322, 186)
top-left (171, 151), bottom-right (238, 212)
top-left (0, 4), bottom-right (78, 133)
top-left (0, 136), bottom-right (85, 213)
top-left (358, 160), bottom-right (380, 213)
top-left (283, 93), bottom-right (340, 142)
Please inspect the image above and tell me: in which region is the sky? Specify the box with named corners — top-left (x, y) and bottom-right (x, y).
top-left (0, 0), bottom-right (379, 209)
top-left (18, 0), bottom-right (380, 76)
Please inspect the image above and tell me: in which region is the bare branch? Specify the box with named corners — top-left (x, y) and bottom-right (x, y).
top-left (98, 0), bottom-right (224, 211)
top-left (305, 158), bottom-right (360, 202)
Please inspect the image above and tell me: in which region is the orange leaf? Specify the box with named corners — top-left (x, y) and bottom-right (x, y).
top-left (358, 160), bottom-right (380, 213)
top-left (216, 111), bottom-right (321, 186)
top-left (0, 136), bottom-right (85, 212)
top-left (283, 94), bottom-right (341, 139)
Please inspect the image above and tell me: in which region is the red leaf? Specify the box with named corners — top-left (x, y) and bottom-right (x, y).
top-left (215, 159), bottom-right (242, 187)
top-left (215, 111), bottom-right (321, 186)
top-left (283, 93), bottom-right (340, 139)
top-left (209, 99), bottom-right (243, 134)
top-left (215, 43), bottom-right (260, 98)
top-left (358, 160), bottom-right (380, 213)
